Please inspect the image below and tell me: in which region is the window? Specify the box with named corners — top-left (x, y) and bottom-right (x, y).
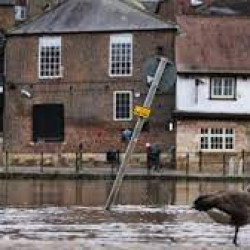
top-left (15, 6), bottom-right (27, 21)
top-left (33, 104), bottom-right (64, 142)
top-left (190, 0), bottom-right (204, 7)
top-left (200, 128), bottom-right (235, 151)
top-left (109, 34), bottom-right (133, 77)
top-left (113, 91), bottom-right (132, 121)
top-left (39, 37), bottom-right (62, 79)
top-left (210, 77), bottom-right (236, 99)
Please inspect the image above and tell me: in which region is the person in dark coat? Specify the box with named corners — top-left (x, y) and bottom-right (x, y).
top-left (146, 143), bottom-right (152, 173)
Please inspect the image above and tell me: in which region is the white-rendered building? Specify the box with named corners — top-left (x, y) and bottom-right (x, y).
top-left (174, 16), bottom-right (250, 170)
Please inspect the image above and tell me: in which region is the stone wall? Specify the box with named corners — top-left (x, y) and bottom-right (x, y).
top-left (176, 119), bottom-right (250, 172)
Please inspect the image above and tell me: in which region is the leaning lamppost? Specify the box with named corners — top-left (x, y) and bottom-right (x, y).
top-left (105, 56), bottom-right (176, 210)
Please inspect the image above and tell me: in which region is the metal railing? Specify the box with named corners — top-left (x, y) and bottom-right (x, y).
top-left (0, 149), bottom-right (249, 177)
top-left (176, 150), bottom-right (250, 176)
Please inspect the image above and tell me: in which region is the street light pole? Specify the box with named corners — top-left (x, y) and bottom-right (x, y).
top-left (104, 57), bottom-right (168, 211)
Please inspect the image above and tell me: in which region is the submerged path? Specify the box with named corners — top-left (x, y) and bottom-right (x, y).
top-left (0, 166), bottom-right (249, 181)
top-left (0, 205), bottom-right (248, 249)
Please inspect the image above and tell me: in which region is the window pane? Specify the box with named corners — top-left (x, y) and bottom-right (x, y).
top-left (115, 92), bottom-right (132, 120)
top-left (211, 77), bottom-right (235, 98)
top-left (110, 35), bottom-right (132, 76)
top-left (39, 37), bottom-right (61, 78)
top-left (200, 128), bottom-right (234, 150)
top-left (201, 136), bottom-right (208, 149)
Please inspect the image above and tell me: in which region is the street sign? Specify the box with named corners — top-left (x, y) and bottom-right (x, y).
top-left (133, 105), bottom-right (151, 118)
top-left (143, 56), bottom-right (177, 93)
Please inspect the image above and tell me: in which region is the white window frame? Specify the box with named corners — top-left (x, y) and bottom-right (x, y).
top-left (14, 5), bottom-right (27, 21)
top-left (109, 34), bottom-right (133, 77)
top-left (200, 128), bottom-right (235, 151)
top-left (210, 77), bottom-right (236, 99)
top-left (113, 91), bottom-right (133, 121)
top-left (38, 36), bottom-right (62, 79)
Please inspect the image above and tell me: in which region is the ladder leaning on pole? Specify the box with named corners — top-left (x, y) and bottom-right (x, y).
top-left (104, 57), bottom-right (169, 211)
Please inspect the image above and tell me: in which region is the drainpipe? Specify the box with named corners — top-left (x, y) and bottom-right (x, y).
top-left (195, 78), bottom-right (199, 104)
top-left (195, 78), bottom-right (205, 104)
top-left (2, 34), bottom-right (7, 152)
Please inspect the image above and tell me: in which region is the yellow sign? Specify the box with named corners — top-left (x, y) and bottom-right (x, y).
top-left (133, 105), bottom-right (151, 118)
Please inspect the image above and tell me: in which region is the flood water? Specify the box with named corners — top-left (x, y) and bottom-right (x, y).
top-left (0, 179), bottom-right (249, 249)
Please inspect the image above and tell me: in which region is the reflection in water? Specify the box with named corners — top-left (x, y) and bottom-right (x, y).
top-left (0, 179), bottom-right (247, 207)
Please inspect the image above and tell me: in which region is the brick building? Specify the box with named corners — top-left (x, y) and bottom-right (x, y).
top-left (4, 0), bottom-right (177, 157)
top-left (0, 0), bottom-right (14, 30)
top-left (0, 0), bottom-right (15, 136)
top-left (139, 0), bottom-right (213, 21)
top-left (17, 0), bottom-right (65, 20)
top-left (0, 0), bottom-right (15, 79)
top-left (197, 0), bottom-right (250, 16)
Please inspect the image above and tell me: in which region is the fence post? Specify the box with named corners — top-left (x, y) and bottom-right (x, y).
top-left (199, 151), bottom-right (202, 173)
top-left (186, 153), bottom-right (189, 176)
top-left (40, 152), bottom-right (44, 173)
top-left (75, 152), bottom-right (79, 173)
top-left (80, 152), bottom-right (83, 170)
top-left (242, 150), bottom-right (245, 174)
top-left (223, 153), bottom-right (226, 176)
top-left (5, 151), bottom-right (8, 173)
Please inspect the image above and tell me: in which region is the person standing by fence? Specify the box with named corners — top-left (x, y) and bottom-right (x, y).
top-left (151, 144), bottom-right (161, 172)
top-left (146, 143), bottom-right (161, 173)
top-left (146, 143), bottom-right (153, 173)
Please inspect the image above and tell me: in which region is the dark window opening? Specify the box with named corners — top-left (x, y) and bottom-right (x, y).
top-left (0, 32), bottom-right (5, 49)
top-left (0, 93), bottom-right (3, 133)
top-left (33, 104), bottom-right (64, 142)
top-left (0, 56), bottom-right (3, 74)
top-left (142, 120), bottom-right (150, 132)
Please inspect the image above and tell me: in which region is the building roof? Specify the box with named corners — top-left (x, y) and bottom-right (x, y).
top-left (176, 16), bottom-right (250, 74)
top-left (0, 0), bottom-right (14, 5)
top-left (9, 0), bottom-right (176, 35)
top-left (198, 0), bottom-right (250, 16)
top-left (123, 0), bottom-right (146, 10)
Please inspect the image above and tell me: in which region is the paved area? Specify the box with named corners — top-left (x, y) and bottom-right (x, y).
top-left (0, 241), bottom-right (247, 250)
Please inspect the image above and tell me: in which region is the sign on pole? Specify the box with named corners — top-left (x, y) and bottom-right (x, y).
top-left (133, 105), bottom-right (151, 119)
top-left (104, 57), bottom-right (176, 211)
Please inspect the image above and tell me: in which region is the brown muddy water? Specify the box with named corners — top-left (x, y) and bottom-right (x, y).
top-left (0, 179), bottom-right (249, 249)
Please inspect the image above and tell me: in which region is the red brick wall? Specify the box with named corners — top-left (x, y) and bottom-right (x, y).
top-left (4, 30), bottom-right (176, 153)
top-left (157, 0), bottom-right (213, 21)
top-left (0, 6), bottom-right (15, 31)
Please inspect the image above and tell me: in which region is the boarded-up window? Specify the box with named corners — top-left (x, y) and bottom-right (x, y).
top-left (33, 104), bottom-right (64, 142)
